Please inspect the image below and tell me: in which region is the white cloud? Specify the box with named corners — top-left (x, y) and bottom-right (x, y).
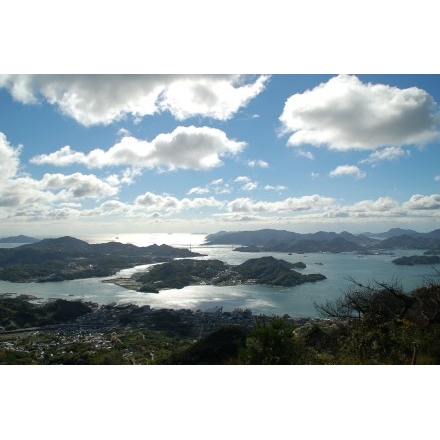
top-left (360, 146), bottom-right (410, 164)
top-left (187, 178), bottom-right (232, 196)
top-left (435, 176), bottom-right (440, 181)
top-left (403, 194), bottom-right (440, 210)
top-left (264, 185), bottom-right (287, 192)
top-left (134, 191), bottom-right (223, 213)
top-left (242, 182), bottom-right (258, 191)
top-left (227, 194), bottom-right (334, 213)
top-left (329, 165), bottom-right (366, 179)
top-left (187, 187), bottom-right (210, 195)
top-left (347, 197), bottom-right (400, 213)
top-left (40, 172), bottom-right (119, 199)
top-left (295, 149), bottom-right (314, 160)
top-left (234, 176), bottom-right (251, 183)
top-left (234, 176), bottom-right (258, 191)
top-left (247, 159), bottom-right (269, 168)
top-left (280, 74), bottom-right (439, 151)
top-left (31, 126), bottom-right (246, 171)
top-left (0, 74), bottom-right (269, 126)
top-left (0, 176), bottom-right (56, 208)
top-left (117, 128), bottom-right (131, 137)
top-left (160, 75), bottom-right (269, 121)
top-left (0, 132), bottom-right (21, 180)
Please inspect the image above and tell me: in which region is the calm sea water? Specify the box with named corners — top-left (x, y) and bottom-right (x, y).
top-left (1, 233), bottom-right (439, 317)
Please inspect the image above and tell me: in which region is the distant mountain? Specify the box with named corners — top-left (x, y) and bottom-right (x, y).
top-left (0, 235), bottom-right (40, 244)
top-left (380, 234), bottom-right (440, 250)
top-left (204, 228), bottom-right (440, 253)
top-left (361, 228), bottom-right (419, 239)
top-left (205, 229), bottom-right (378, 253)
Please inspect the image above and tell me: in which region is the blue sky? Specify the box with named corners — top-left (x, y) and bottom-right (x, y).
top-left (0, 74), bottom-right (439, 237)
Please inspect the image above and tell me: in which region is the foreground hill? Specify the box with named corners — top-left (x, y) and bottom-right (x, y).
top-left (107, 256), bottom-right (326, 292)
top-left (204, 228), bottom-right (440, 253)
top-left (0, 236), bottom-right (203, 282)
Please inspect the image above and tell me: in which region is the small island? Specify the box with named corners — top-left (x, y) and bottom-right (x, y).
top-left (392, 255), bottom-right (440, 266)
top-left (105, 256), bottom-right (327, 293)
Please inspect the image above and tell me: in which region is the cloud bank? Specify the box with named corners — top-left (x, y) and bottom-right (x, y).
top-left (0, 74), bottom-right (269, 126)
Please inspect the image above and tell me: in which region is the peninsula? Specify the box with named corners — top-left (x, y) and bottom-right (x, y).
top-left (0, 236), bottom-right (203, 282)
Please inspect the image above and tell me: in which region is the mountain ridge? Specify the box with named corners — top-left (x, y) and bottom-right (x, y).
top-left (204, 228), bottom-right (440, 253)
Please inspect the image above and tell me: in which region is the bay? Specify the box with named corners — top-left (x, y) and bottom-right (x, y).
top-left (1, 233), bottom-right (439, 317)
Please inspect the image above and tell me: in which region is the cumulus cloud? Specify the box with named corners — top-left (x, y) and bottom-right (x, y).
top-left (280, 74), bottom-right (439, 151)
top-left (234, 176), bottom-right (258, 191)
top-left (227, 194), bottom-right (334, 213)
top-left (435, 176), bottom-right (440, 182)
top-left (0, 132), bottom-right (132, 223)
top-left (0, 75), bottom-right (269, 126)
top-left (403, 194), bottom-right (440, 210)
top-left (187, 187), bottom-right (210, 195)
top-left (234, 176), bottom-right (251, 183)
top-left (295, 149), bottom-right (314, 160)
top-left (40, 173), bottom-right (119, 199)
top-left (0, 132), bottom-right (21, 179)
top-left (134, 191), bottom-right (223, 213)
top-left (347, 197), bottom-right (400, 213)
top-left (187, 178), bottom-right (232, 196)
top-left (264, 185), bottom-right (287, 192)
top-left (360, 146), bottom-right (410, 164)
top-left (247, 159), bottom-right (269, 168)
top-left (31, 126), bottom-right (246, 171)
top-left (329, 165), bottom-right (366, 179)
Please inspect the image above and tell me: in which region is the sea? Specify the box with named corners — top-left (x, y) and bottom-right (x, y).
top-left (1, 232), bottom-right (439, 318)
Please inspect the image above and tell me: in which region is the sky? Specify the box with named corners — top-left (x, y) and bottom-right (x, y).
top-left (0, 74), bottom-right (440, 237)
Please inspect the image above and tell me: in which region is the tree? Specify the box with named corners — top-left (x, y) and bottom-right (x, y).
top-left (239, 317), bottom-right (301, 364)
top-left (314, 277), bottom-right (416, 323)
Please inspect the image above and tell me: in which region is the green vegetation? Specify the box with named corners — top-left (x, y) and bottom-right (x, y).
top-left (0, 297), bottom-right (92, 330)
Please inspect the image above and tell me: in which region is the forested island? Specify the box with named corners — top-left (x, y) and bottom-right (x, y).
top-left (392, 255), bottom-right (440, 266)
top-left (105, 256), bottom-right (326, 292)
top-left (0, 236), bottom-right (203, 282)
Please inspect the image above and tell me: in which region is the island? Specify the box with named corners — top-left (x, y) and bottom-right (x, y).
top-left (105, 256), bottom-right (327, 292)
top-left (392, 255), bottom-right (440, 266)
top-left (0, 236), bottom-right (203, 282)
